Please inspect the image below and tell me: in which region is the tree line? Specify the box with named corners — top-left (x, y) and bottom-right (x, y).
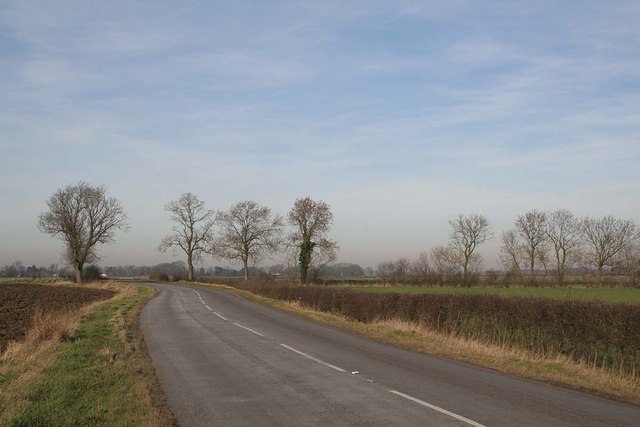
top-left (37, 182), bottom-right (337, 283)
top-left (377, 210), bottom-right (640, 286)
top-left (36, 182), bottom-right (640, 284)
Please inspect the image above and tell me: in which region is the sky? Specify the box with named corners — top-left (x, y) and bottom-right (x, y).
top-left (1, 0), bottom-right (639, 270)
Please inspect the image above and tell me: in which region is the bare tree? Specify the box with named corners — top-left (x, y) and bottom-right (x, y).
top-left (411, 252), bottom-right (431, 283)
top-left (581, 216), bottom-right (639, 280)
top-left (377, 260), bottom-right (396, 284)
top-left (613, 243), bottom-right (640, 278)
top-left (499, 230), bottom-right (524, 273)
top-left (394, 257), bottom-right (411, 283)
top-left (515, 210), bottom-right (548, 281)
top-left (448, 214), bottom-right (493, 285)
top-left (159, 193), bottom-right (216, 281)
top-left (38, 182), bottom-right (129, 283)
top-left (377, 257), bottom-right (413, 284)
top-left (430, 246), bottom-right (456, 285)
top-left (545, 209), bottom-right (582, 286)
top-left (215, 200), bottom-right (283, 280)
top-left (288, 196), bottom-right (337, 284)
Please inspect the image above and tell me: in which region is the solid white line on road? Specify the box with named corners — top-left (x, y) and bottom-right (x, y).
top-left (233, 322), bottom-right (264, 336)
top-left (213, 311), bottom-right (228, 321)
top-left (280, 344), bottom-right (347, 373)
top-left (389, 390), bottom-right (486, 427)
top-left (204, 305), bottom-right (213, 311)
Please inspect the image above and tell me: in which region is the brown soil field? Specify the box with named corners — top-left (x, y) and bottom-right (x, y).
top-left (0, 283), bottom-right (115, 353)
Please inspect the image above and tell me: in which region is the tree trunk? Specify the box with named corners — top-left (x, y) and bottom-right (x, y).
top-left (243, 257), bottom-right (249, 280)
top-left (299, 241), bottom-right (313, 284)
top-left (530, 258), bottom-right (536, 286)
top-left (187, 255), bottom-right (194, 281)
top-left (597, 263), bottom-right (604, 286)
top-left (462, 259), bottom-right (468, 287)
top-left (74, 263), bottom-right (83, 283)
top-left (556, 251), bottom-right (564, 287)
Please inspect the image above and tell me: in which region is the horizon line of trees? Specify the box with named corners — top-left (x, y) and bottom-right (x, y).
top-left (34, 182), bottom-right (640, 284)
top-left (157, 193), bottom-right (337, 283)
top-left (36, 183), bottom-right (338, 283)
top-left (377, 210), bottom-right (640, 287)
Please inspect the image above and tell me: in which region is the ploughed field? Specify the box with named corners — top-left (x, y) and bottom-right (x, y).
top-left (0, 283), bottom-right (114, 353)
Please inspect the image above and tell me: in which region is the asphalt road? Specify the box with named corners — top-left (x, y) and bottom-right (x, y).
top-left (140, 282), bottom-right (640, 426)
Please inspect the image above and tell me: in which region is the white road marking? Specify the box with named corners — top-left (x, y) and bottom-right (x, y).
top-left (233, 322), bottom-right (264, 336)
top-left (280, 344), bottom-right (347, 373)
top-left (193, 290), bottom-right (228, 320)
top-left (213, 311), bottom-right (228, 321)
top-left (389, 390), bottom-right (486, 427)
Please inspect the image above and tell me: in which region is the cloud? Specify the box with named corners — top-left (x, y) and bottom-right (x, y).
top-left (23, 60), bottom-right (81, 86)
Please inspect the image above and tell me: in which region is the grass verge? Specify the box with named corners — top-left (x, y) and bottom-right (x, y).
top-left (189, 282), bottom-right (640, 406)
top-left (0, 282), bottom-right (176, 426)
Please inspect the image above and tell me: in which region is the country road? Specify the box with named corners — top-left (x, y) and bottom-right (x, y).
top-left (140, 282), bottom-right (640, 426)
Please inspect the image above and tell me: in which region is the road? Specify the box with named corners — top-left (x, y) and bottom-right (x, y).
top-left (140, 282), bottom-right (640, 426)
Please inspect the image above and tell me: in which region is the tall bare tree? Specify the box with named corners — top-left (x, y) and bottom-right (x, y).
top-left (515, 210), bottom-right (548, 281)
top-left (159, 193), bottom-right (216, 281)
top-left (581, 216), bottom-right (639, 280)
top-left (38, 182), bottom-right (129, 283)
top-left (545, 209), bottom-right (582, 286)
top-left (288, 196), bottom-right (337, 284)
top-left (215, 200), bottom-right (284, 280)
top-left (448, 214), bottom-right (493, 285)
top-left (499, 230), bottom-right (524, 273)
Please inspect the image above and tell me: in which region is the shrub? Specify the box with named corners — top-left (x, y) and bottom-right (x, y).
top-left (83, 265), bottom-right (102, 282)
top-left (148, 272), bottom-right (170, 282)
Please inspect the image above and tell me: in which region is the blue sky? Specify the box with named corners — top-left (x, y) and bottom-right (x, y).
top-left (1, 1), bottom-right (639, 269)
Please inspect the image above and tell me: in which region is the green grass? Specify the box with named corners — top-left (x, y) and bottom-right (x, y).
top-left (332, 285), bottom-right (640, 304)
top-left (9, 286), bottom-right (161, 426)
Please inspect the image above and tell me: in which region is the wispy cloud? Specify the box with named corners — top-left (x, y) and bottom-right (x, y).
top-left (1, 0), bottom-right (639, 267)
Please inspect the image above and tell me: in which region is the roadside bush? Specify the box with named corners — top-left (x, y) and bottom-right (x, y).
top-left (148, 272), bottom-right (170, 282)
top-left (82, 265), bottom-right (102, 282)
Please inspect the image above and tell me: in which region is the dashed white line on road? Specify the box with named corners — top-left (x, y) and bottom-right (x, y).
top-left (213, 311), bottom-right (228, 321)
top-left (280, 344), bottom-right (347, 373)
top-left (233, 322), bottom-right (264, 336)
top-left (389, 390), bottom-right (486, 427)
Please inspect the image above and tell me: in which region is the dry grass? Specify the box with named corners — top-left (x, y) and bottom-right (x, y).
top-left (111, 286), bottom-right (178, 426)
top-left (0, 281), bottom-right (175, 426)
top-left (195, 283), bottom-right (640, 406)
top-left (0, 283), bottom-right (117, 423)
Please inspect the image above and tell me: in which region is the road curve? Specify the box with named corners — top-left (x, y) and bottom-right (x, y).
top-left (140, 282), bottom-right (640, 426)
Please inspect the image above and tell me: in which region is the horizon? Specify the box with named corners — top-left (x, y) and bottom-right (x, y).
top-left (1, 1), bottom-right (639, 269)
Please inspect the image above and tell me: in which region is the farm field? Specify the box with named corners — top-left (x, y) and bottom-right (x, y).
top-left (0, 283), bottom-right (114, 353)
top-left (333, 284), bottom-right (640, 304)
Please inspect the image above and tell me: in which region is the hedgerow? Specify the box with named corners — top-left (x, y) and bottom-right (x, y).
top-left (197, 278), bottom-right (640, 376)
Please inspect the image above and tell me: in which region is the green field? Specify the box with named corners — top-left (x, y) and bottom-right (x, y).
top-left (333, 285), bottom-right (640, 304)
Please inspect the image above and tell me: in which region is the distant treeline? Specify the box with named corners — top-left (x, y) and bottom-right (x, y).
top-left (0, 260), bottom-right (371, 280)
